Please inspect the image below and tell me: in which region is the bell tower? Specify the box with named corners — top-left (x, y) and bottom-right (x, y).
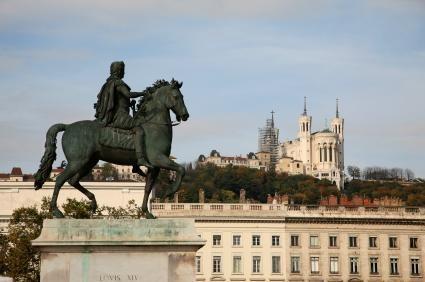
top-left (331, 98), bottom-right (344, 138)
top-left (297, 97), bottom-right (312, 171)
top-left (330, 98), bottom-right (344, 188)
top-left (298, 96), bottom-right (312, 137)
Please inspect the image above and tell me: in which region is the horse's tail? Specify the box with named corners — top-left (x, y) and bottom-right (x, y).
top-left (34, 123), bottom-right (67, 190)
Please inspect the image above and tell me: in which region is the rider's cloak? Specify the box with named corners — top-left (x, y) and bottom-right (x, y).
top-left (95, 76), bottom-right (130, 125)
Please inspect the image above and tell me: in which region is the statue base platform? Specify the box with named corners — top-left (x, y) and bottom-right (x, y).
top-left (32, 219), bottom-right (205, 282)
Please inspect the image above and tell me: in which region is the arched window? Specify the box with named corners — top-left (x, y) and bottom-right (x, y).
top-left (320, 148), bottom-right (322, 162)
top-left (338, 125), bottom-right (341, 134)
top-left (306, 122), bottom-right (309, 131)
top-left (335, 125), bottom-right (337, 133)
top-left (329, 146), bottom-right (332, 162)
top-left (324, 147), bottom-right (328, 162)
top-left (303, 123), bottom-right (305, 132)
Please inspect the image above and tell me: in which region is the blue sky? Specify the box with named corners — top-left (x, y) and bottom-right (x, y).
top-left (0, 0), bottom-right (424, 177)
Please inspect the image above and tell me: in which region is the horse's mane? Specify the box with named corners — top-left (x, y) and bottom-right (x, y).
top-left (137, 79), bottom-right (181, 114)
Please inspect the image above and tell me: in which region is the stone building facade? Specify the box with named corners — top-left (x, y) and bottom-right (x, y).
top-left (111, 164), bottom-right (145, 181)
top-left (277, 99), bottom-right (345, 189)
top-left (198, 150), bottom-right (263, 170)
top-left (152, 203), bottom-right (424, 282)
top-left (0, 181), bottom-right (146, 233)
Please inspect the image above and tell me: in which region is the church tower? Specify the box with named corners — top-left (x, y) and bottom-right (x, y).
top-left (330, 98), bottom-right (344, 188)
top-left (297, 97), bottom-right (312, 172)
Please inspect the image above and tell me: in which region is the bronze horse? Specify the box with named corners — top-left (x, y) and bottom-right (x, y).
top-left (34, 79), bottom-right (189, 219)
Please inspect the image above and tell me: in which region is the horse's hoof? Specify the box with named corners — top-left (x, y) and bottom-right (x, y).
top-left (52, 208), bottom-right (65, 218)
top-left (90, 201), bottom-right (98, 213)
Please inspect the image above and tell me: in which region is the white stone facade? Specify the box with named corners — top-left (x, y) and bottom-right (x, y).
top-left (198, 150), bottom-right (261, 170)
top-left (0, 181), bottom-right (146, 233)
top-left (152, 203), bottom-right (425, 282)
top-left (277, 100), bottom-right (345, 189)
top-left (111, 164), bottom-right (145, 181)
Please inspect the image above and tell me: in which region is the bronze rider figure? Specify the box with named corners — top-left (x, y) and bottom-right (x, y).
top-left (94, 61), bottom-right (152, 169)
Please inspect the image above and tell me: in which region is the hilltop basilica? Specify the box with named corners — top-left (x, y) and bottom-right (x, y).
top-left (198, 98), bottom-right (345, 189)
top-left (276, 98), bottom-right (345, 189)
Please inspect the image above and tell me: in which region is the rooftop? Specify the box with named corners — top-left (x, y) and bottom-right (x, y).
top-left (10, 167), bottom-right (23, 176)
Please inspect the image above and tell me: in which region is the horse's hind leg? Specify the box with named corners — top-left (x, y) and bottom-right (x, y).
top-left (51, 160), bottom-right (86, 218)
top-left (68, 160), bottom-right (99, 214)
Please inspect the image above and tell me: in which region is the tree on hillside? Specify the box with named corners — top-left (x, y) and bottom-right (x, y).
top-left (405, 169), bottom-right (415, 181)
top-left (347, 165), bottom-right (361, 180)
top-left (152, 163), bottom-right (339, 204)
top-left (362, 166), bottom-right (414, 181)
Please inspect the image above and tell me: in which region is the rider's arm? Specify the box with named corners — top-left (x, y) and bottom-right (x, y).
top-left (116, 85), bottom-right (144, 98)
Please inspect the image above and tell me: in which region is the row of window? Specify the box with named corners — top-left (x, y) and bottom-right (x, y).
top-left (211, 234), bottom-right (420, 249)
top-left (290, 256), bottom-right (420, 276)
top-left (213, 234), bottom-right (280, 247)
top-left (196, 255), bottom-right (421, 276)
top-left (291, 235), bottom-right (419, 249)
top-left (197, 255), bottom-right (282, 274)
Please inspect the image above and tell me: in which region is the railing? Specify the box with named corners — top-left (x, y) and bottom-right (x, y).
top-left (405, 207), bottom-right (420, 213)
top-left (150, 203), bottom-right (425, 218)
top-left (230, 205), bottom-right (243, 210)
top-left (190, 204), bottom-right (204, 210)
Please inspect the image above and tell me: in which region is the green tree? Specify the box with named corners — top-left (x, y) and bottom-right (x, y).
top-left (0, 233), bottom-right (8, 276)
top-left (152, 163), bottom-right (340, 204)
top-left (62, 198), bottom-right (92, 219)
top-left (5, 207), bottom-right (44, 282)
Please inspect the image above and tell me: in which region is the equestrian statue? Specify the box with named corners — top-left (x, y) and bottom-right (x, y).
top-left (34, 61), bottom-right (189, 219)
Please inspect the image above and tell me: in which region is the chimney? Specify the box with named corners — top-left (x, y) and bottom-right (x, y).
top-left (282, 194), bottom-right (289, 205)
top-left (174, 192), bottom-right (179, 203)
top-left (199, 189), bottom-right (205, 203)
top-left (267, 194), bottom-right (272, 204)
top-left (239, 189), bottom-right (246, 203)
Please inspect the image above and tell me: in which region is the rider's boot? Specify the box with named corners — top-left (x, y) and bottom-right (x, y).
top-left (135, 128), bottom-right (153, 169)
top-left (132, 165), bottom-right (147, 177)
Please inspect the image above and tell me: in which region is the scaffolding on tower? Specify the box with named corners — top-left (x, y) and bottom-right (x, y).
top-left (258, 111), bottom-right (279, 170)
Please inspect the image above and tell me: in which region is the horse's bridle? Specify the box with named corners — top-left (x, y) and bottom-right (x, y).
top-left (139, 112), bottom-right (181, 127)
top-left (145, 120), bottom-right (181, 127)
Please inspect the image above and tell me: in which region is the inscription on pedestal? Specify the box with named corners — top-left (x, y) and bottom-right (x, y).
top-left (98, 274), bottom-right (143, 281)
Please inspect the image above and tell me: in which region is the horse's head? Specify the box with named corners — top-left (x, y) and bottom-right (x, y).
top-left (137, 79), bottom-right (189, 123)
top-left (164, 79), bottom-right (189, 122)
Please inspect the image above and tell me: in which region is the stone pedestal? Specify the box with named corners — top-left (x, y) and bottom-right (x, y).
top-left (32, 219), bottom-right (205, 282)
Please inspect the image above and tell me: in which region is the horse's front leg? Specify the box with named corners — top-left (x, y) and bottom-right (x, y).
top-left (142, 167), bottom-right (159, 219)
top-left (150, 155), bottom-right (185, 198)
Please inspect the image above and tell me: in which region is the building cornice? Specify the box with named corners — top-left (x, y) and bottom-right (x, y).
top-left (185, 217), bottom-right (425, 225)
